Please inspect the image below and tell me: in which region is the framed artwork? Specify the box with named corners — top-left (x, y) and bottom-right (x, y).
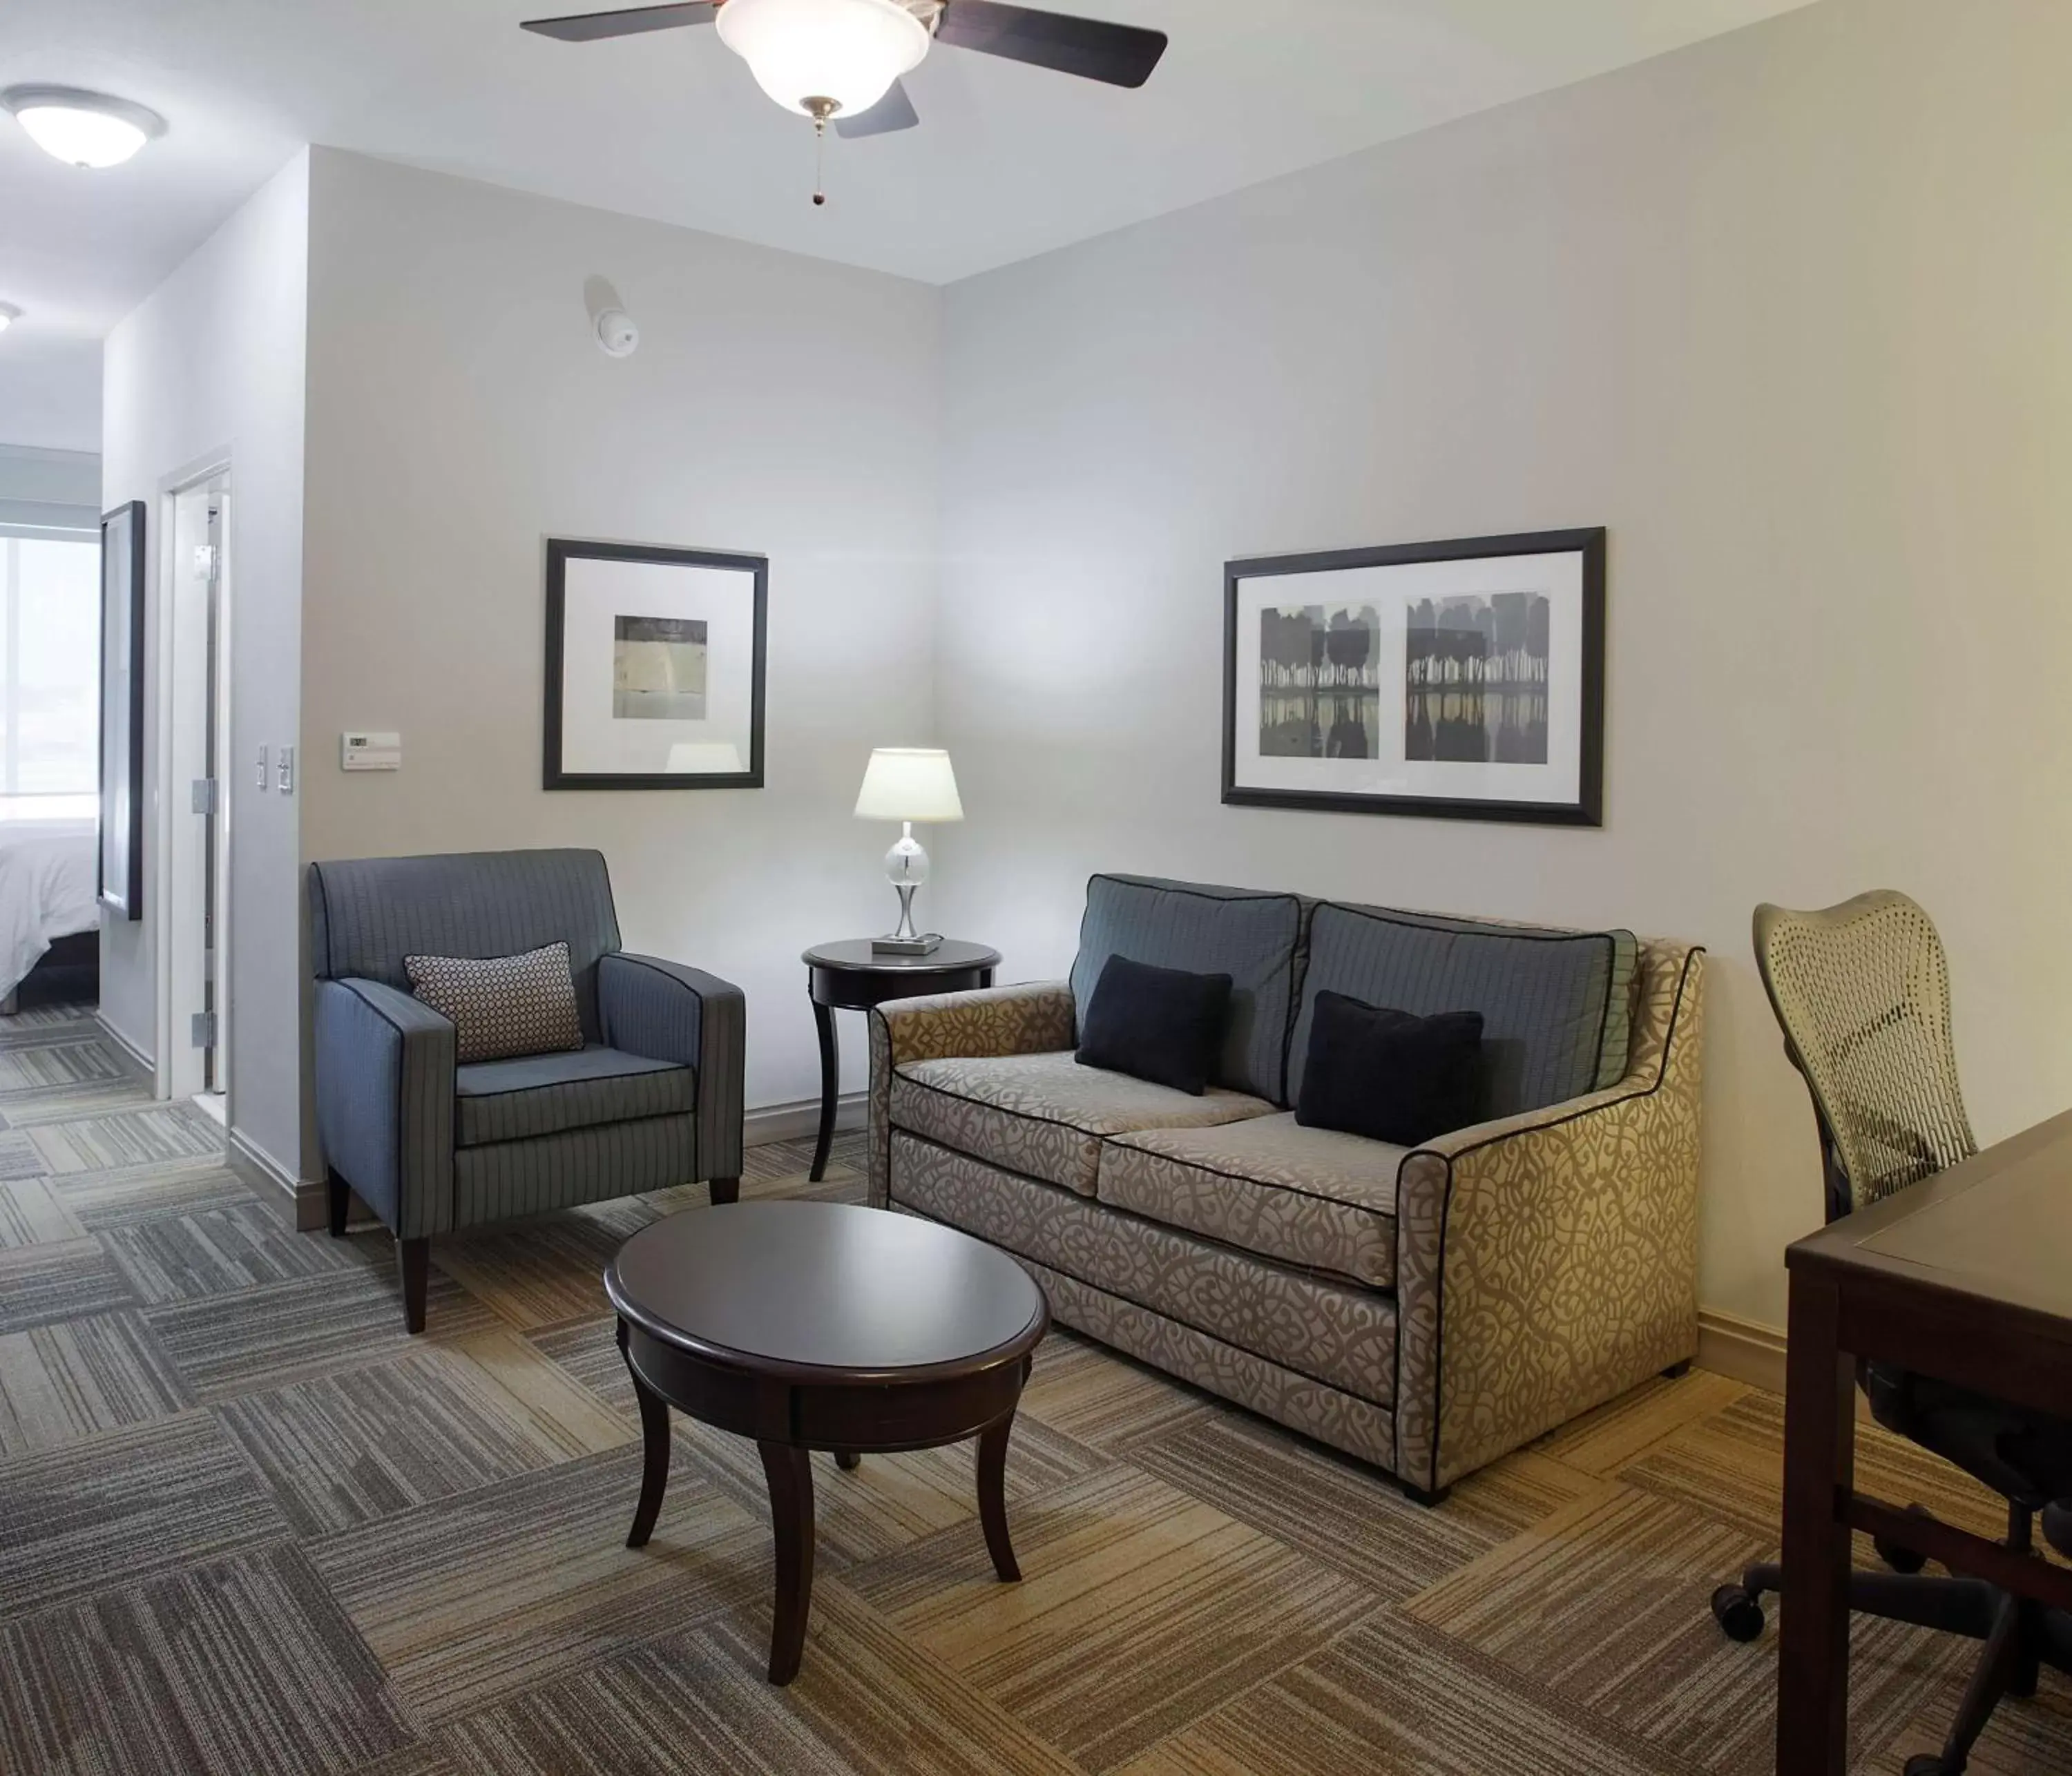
top-left (1222, 527), bottom-right (1605, 827)
top-left (99, 501), bottom-right (146, 918)
top-left (543, 538), bottom-right (767, 791)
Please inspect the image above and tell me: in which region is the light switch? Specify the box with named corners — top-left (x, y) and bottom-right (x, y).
top-left (277, 746), bottom-right (295, 795)
top-left (256, 745), bottom-right (269, 791)
top-left (341, 731), bottom-right (402, 771)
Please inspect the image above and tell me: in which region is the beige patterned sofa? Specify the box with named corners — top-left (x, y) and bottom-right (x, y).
top-left (869, 875), bottom-right (1705, 1501)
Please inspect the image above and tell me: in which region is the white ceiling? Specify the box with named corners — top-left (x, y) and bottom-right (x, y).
top-left (1, 0), bottom-right (1814, 377)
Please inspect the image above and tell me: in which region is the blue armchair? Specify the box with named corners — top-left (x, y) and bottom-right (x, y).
top-left (308, 848), bottom-right (745, 1330)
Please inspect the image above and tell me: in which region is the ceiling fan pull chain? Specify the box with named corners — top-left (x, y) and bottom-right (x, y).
top-left (813, 115), bottom-right (827, 206)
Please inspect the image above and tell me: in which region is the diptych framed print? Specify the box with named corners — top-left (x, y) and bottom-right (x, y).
top-left (99, 500), bottom-right (145, 917)
top-left (544, 539), bottom-right (767, 791)
top-left (1222, 528), bottom-right (1605, 827)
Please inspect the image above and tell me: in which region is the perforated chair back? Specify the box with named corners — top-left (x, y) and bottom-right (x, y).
top-left (1752, 891), bottom-right (1977, 1224)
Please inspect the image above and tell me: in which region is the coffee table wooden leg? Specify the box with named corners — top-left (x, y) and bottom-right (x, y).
top-left (977, 1412), bottom-right (1021, 1582)
top-left (758, 1440), bottom-right (816, 1684)
top-left (617, 1320), bottom-right (671, 1550)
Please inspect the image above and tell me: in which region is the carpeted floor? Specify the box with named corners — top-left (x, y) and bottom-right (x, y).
top-left (0, 1003), bottom-right (2066, 1775)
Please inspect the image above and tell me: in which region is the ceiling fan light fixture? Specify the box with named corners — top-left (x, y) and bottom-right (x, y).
top-left (715, 0), bottom-right (928, 120)
top-left (2, 85), bottom-right (166, 168)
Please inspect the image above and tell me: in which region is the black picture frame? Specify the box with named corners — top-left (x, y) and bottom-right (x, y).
top-left (543, 537), bottom-right (767, 791)
top-left (99, 500), bottom-right (146, 918)
top-left (1222, 526), bottom-right (1606, 828)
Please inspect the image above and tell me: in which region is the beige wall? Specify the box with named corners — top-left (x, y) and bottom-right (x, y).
top-left (298, 151), bottom-right (942, 1175)
top-left (932, 0), bottom-right (2072, 1329)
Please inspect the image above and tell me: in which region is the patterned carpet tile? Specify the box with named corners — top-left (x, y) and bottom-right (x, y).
top-left (0, 1079), bottom-right (160, 1127)
top-left (432, 1207), bottom-right (660, 1333)
top-left (0, 1410), bottom-right (287, 1619)
top-left (308, 1445), bottom-right (771, 1725)
top-left (0, 1036), bottom-right (132, 1094)
top-left (1123, 1406), bottom-right (1497, 1597)
top-left (0, 1131), bottom-right (52, 1182)
top-left (147, 1261), bottom-right (501, 1403)
top-left (1113, 1612), bottom-right (1686, 1776)
top-left (0, 1237), bottom-right (137, 1334)
top-left (99, 1203), bottom-right (383, 1306)
top-left (30, 1103), bottom-right (227, 1176)
top-left (55, 1160), bottom-right (259, 1230)
top-left (0, 1310), bottom-right (191, 1460)
top-left (1870, 1672), bottom-right (2072, 1775)
top-left (1443, 1448), bottom-right (1609, 1539)
top-left (216, 1331), bottom-right (633, 1538)
top-left (847, 1464), bottom-right (1377, 1773)
top-left (1526, 1368), bottom-right (1751, 1478)
top-left (437, 1582), bottom-right (1083, 1776)
top-left (1403, 1483), bottom-right (1966, 1773)
top-left (1623, 1389), bottom-right (2013, 1545)
top-left (0, 1539), bottom-right (413, 1776)
top-left (1015, 1328), bottom-right (1220, 1456)
top-left (0, 1178), bottom-right (84, 1246)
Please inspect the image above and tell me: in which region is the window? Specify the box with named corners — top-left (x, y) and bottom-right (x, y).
top-left (0, 534), bottom-right (102, 820)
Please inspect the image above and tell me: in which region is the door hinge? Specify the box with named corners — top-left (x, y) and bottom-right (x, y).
top-left (190, 1011), bottom-right (219, 1049)
top-left (193, 543), bottom-right (219, 583)
top-left (191, 778), bottom-right (220, 815)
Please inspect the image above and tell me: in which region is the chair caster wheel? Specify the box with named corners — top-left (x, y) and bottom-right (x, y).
top-left (1903, 1757), bottom-right (1962, 1776)
top-left (1711, 1583), bottom-right (1765, 1643)
top-left (1877, 1503), bottom-right (1932, 1574)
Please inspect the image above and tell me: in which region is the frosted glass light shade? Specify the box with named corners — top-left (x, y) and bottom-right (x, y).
top-left (715, 0), bottom-right (928, 119)
top-left (854, 748), bottom-right (963, 822)
top-left (3, 86), bottom-right (165, 168)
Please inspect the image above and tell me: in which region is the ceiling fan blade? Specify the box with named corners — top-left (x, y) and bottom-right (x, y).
top-left (520, 3), bottom-right (714, 43)
top-left (834, 79), bottom-right (920, 139)
top-left (934, 0), bottom-right (1167, 88)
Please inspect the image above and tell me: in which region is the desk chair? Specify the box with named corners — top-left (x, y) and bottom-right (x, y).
top-left (1711, 891), bottom-right (2072, 1776)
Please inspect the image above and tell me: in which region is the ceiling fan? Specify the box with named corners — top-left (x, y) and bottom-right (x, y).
top-left (521, 0), bottom-right (1169, 164)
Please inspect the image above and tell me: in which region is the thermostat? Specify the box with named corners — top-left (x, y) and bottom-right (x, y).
top-left (342, 731), bottom-right (401, 771)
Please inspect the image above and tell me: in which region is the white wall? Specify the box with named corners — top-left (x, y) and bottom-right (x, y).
top-left (934, 0), bottom-right (2072, 1329)
top-left (0, 444), bottom-right (99, 535)
top-left (101, 151), bottom-right (309, 1179)
top-left (297, 151), bottom-right (941, 1175)
top-left (0, 338), bottom-right (102, 456)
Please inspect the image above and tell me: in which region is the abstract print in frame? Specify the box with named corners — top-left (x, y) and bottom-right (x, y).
top-left (544, 538), bottom-right (767, 790)
top-left (1223, 528), bottom-right (1604, 826)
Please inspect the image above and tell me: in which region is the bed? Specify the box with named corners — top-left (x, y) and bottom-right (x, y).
top-left (0, 818), bottom-right (99, 1011)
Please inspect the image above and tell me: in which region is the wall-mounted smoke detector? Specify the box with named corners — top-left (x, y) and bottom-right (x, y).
top-left (3, 86), bottom-right (167, 168)
top-left (594, 307), bottom-right (640, 358)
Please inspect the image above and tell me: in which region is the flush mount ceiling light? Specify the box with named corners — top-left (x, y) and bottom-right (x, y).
top-left (0, 303), bottom-right (21, 333)
top-left (2, 86), bottom-right (166, 168)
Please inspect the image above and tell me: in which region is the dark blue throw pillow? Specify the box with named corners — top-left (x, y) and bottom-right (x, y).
top-left (1296, 991), bottom-right (1485, 1146)
top-left (1076, 955), bottom-right (1233, 1097)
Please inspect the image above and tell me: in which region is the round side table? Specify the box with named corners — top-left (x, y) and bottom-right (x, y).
top-left (802, 938), bottom-right (1000, 1182)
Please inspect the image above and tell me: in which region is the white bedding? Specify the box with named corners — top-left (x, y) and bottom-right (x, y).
top-left (0, 819), bottom-right (99, 999)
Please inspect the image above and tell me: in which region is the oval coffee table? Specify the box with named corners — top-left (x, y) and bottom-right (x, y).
top-left (604, 1201), bottom-right (1050, 1684)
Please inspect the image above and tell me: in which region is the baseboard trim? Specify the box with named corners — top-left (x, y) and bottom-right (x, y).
top-left (228, 1126), bottom-right (327, 1228)
top-left (745, 1093), bottom-right (865, 1148)
top-left (95, 1013), bottom-right (154, 1076)
top-left (1696, 1306), bottom-right (1787, 1396)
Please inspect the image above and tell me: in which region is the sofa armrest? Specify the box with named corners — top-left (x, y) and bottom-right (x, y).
top-left (312, 976), bottom-right (457, 1239)
top-left (1392, 941), bottom-right (1707, 1493)
top-left (598, 952), bottom-right (745, 1184)
top-left (867, 981), bottom-right (1075, 1206)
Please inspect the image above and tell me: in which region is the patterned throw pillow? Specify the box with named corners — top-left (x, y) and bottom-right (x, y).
top-left (404, 941), bottom-right (584, 1064)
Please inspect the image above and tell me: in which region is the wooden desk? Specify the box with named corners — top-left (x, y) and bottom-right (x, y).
top-left (1779, 1108), bottom-right (2072, 1774)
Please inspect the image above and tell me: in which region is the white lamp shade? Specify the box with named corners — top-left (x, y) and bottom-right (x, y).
top-left (666, 741), bottom-right (745, 773)
top-left (714, 0), bottom-right (928, 118)
top-left (854, 747), bottom-right (963, 822)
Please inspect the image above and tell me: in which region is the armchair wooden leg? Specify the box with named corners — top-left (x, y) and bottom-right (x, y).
top-left (709, 1176), bottom-right (740, 1206)
top-left (399, 1238), bottom-right (430, 1333)
top-left (327, 1170), bottom-right (350, 1238)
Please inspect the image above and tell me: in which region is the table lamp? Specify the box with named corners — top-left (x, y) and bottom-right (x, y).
top-left (854, 747), bottom-right (963, 955)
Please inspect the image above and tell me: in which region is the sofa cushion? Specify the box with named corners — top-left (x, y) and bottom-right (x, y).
top-left (1070, 876), bottom-right (1305, 1103)
top-left (406, 941), bottom-right (584, 1065)
top-left (891, 1050), bottom-right (1276, 1195)
top-left (1296, 994), bottom-right (1485, 1147)
top-left (1288, 903), bottom-right (1637, 1121)
top-left (1101, 1112), bottom-right (1405, 1289)
top-left (1076, 955), bottom-right (1233, 1096)
top-left (454, 1043), bottom-right (694, 1148)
